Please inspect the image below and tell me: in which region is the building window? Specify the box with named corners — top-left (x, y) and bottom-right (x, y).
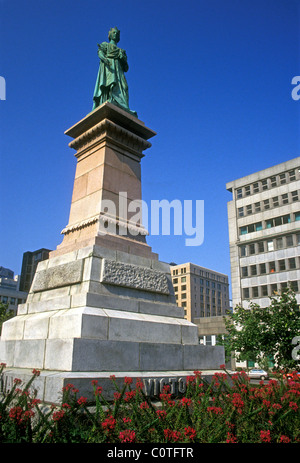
top-left (276, 237), bottom-right (283, 249)
top-left (258, 241), bottom-right (264, 252)
top-left (238, 207), bottom-right (244, 217)
top-left (269, 261), bottom-right (276, 273)
top-left (260, 263), bottom-right (266, 274)
top-left (253, 182), bottom-right (259, 193)
top-left (270, 176), bottom-right (277, 188)
top-left (295, 212), bottom-right (300, 221)
top-left (240, 245), bottom-right (247, 256)
top-left (181, 285), bottom-right (186, 291)
top-left (250, 265), bottom-right (257, 276)
top-left (236, 188), bottom-right (243, 199)
top-left (181, 276), bottom-right (186, 282)
top-left (289, 258), bottom-right (296, 269)
top-left (246, 204), bottom-right (252, 215)
top-left (267, 240), bottom-right (274, 251)
top-left (278, 260), bottom-right (286, 271)
top-left (281, 193), bottom-right (288, 204)
top-left (291, 281), bottom-right (298, 292)
top-left (255, 222), bottom-right (263, 231)
top-left (262, 285), bottom-right (268, 296)
top-left (249, 243), bottom-right (255, 255)
top-left (291, 191), bottom-right (299, 202)
top-left (263, 199), bottom-right (270, 210)
top-left (286, 235), bottom-right (293, 247)
top-left (245, 185), bottom-right (251, 196)
top-left (271, 284), bottom-right (278, 294)
top-left (272, 196), bottom-right (279, 207)
top-left (266, 214), bottom-right (290, 228)
top-left (243, 288), bottom-right (250, 299)
top-left (289, 170), bottom-right (296, 181)
top-left (241, 267), bottom-right (248, 277)
top-left (252, 287), bottom-right (259, 297)
top-left (261, 179), bottom-right (268, 190)
top-left (255, 202), bottom-right (261, 212)
top-left (279, 173), bottom-right (286, 184)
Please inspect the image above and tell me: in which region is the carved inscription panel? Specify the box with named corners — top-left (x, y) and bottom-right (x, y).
top-left (101, 259), bottom-right (170, 295)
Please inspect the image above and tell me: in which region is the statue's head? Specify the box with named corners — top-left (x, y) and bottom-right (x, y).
top-left (108, 27), bottom-right (120, 43)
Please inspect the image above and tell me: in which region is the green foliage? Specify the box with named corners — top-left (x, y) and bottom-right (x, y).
top-left (0, 364), bottom-right (300, 443)
top-left (223, 288), bottom-right (300, 370)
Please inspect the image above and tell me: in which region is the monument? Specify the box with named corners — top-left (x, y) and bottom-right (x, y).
top-left (0, 29), bottom-right (224, 403)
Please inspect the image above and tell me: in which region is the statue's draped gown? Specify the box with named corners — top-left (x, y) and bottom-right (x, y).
top-left (93, 41), bottom-right (136, 116)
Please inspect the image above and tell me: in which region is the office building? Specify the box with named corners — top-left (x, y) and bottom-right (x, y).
top-left (171, 262), bottom-right (230, 345)
top-left (0, 267), bottom-right (27, 313)
top-left (19, 248), bottom-right (51, 293)
top-left (226, 157), bottom-right (300, 310)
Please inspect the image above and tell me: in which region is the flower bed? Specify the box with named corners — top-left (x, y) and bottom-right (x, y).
top-left (0, 363), bottom-right (299, 443)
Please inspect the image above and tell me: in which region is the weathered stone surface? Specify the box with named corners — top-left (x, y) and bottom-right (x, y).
top-left (32, 260), bottom-right (84, 292)
top-left (101, 258), bottom-right (170, 294)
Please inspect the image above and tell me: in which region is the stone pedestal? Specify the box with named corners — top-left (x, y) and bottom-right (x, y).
top-left (0, 103), bottom-right (224, 403)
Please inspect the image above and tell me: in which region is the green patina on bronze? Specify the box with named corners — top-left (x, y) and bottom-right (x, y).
top-left (92, 27), bottom-right (137, 117)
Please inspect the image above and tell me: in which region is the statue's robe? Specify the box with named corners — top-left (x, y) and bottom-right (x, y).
top-left (93, 42), bottom-right (136, 116)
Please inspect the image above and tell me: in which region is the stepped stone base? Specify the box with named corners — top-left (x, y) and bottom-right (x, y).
top-left (0, 243), bottom-right (224, 403)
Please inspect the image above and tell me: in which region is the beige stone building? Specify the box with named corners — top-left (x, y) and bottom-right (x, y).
top-left (171, 263), bottom-right (230, 345)
top-left (226, 157), bottom-right (300, 310)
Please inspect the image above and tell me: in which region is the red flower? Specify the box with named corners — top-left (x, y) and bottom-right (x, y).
top-left (124, 376), bottom-right (133, 385)
top-left (279, 435), bottom-right (291, 443)
top-left (140, 401), bottom-right (149, 410)
top-left (186, 375), bottom-right (195, 384)
top-left (95, 386), bottom-right (103, 396)
top-left (63, 383), bottom-right (75, 391)
top-left (123, 417), bottom-right (132, 424)
top-left (91, 379), bottom-right (98, 386)
top-left (184, 426), bottom-right (196, 441)
top-left (207, 406), bottom-right (223, 415)
top-left (289, 401), bottom-right (298, 411)
top-left (32, 369), bottom-right (40, 376)
top-left (180, 397), bottom-right (192, 407)
top-left (52, 410), bottom-right (65, 422)
top-left (260, 430), bottom-right (271, 443)
top-left (136, 378), bottom-right (144, 390)
top-left (156, 410), bottom-right (167, 419)
top-left (101, 415), bottom-right (116, 431)
top-left (226, 432), bottom-right (237, 443)
top-left (164, 429), bottom-right (182, 442)
top-left (119, 429), bottom-right (136, 443)
top-left (124, 390), bottom-right (136, 402)
top-left (62, 403), bottom-right (71, 409)
top-left (77, 396), bottom-right (87, 405)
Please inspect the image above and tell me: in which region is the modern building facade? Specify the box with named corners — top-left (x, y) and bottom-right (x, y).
top-left (171, 262), bottom-right (230, 345)
top-left (19, 248), bottom-right (51, 293)
top-left (0, 267), bottom-right (27, 313)
top-left (226, 157), bottom-right (300, 310)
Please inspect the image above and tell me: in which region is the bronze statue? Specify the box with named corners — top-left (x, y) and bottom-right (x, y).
top-left (92, 27), bottom-right (137, 117)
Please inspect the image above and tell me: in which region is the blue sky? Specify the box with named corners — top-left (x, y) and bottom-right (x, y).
top-left (1, 0), bottom-right (300, 296)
